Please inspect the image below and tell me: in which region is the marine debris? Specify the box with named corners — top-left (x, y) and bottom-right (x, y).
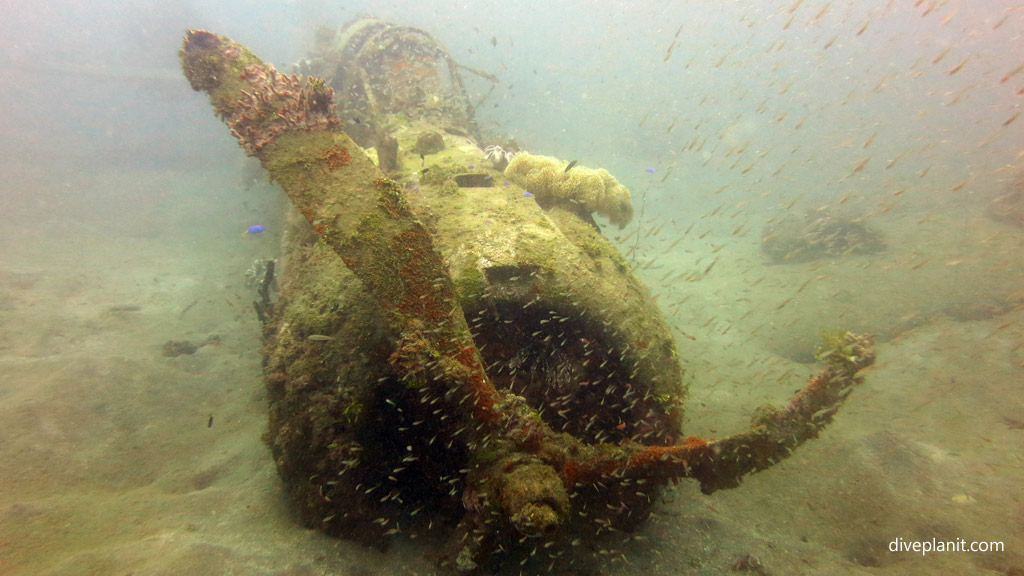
top-left (250, 258), bottom-right (276, 324)
top-left (180, 26), bottom-right (876, 574)
top-left (761, 212), bottom-right (885, 264)
top-left (162, 335), bottom-right (221, 357)
top-left (243, 258), bottom-right (277, 289)
top-left (162, 340), bottom-right (197, 357)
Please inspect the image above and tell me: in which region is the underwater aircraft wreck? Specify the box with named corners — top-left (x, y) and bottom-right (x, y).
top-left (179, 19), bottom-right (875, 574)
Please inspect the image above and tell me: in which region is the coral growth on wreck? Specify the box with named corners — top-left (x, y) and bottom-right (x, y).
top-left (180, 29), bottom-right (340, 156)
top-left (504, 152), bottom-right (634, 228)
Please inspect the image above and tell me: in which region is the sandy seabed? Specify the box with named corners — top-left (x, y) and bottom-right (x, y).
top-left (1, 162), bottom-right (1022, 576)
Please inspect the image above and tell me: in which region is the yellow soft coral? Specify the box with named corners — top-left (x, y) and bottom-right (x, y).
top-left (504, 153), bottom-right (634, 228)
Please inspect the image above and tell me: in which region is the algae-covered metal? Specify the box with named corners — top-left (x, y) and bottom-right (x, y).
top-left (180, 23), bottom-right (875, 574)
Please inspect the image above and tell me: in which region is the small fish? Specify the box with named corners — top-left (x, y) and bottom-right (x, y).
top-left (663, 24), bottom-right (684, 62)
top-left (645, 168), bottom-right (655, 173)
top-left (246, 225), bottom-right (265, 234)
top-left (523, 191), bottom-right (534, 197)
top-left (940, 7), bottom-right (959, 25)
top-left (947, 56), bottom-right (969, 75)
top-left (931, 46), bottom-right (952, 64)
top-left (564, 160), bottom-right (578, 173)
top-left (308, 334), bottom-right (336, 341)
top-left (810, 2), bottom-right (830, 25)
top-left (208, 414), bottom-right (214, 428)
top-left (421, 168), bottom-right (431, 175)
top-left (468, 164), bottom-right (475, 169)
top-left (490, 35), bottom-right (497, 47)
top-left (1001, 62), bottom-right (1024, 84)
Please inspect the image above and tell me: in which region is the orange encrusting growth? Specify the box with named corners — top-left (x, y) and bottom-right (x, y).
top-left (628, 435), bottom-right (708, 468)
top-left (322, 145), bottom-right (351, 170)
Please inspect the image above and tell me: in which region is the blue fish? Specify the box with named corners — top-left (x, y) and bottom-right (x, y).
top-left (523, 191), bottom-right (534, 197)
top-left (645, 168), bottom-right (655, 174)
top-left (247, 225), bottom-right (265, 234)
